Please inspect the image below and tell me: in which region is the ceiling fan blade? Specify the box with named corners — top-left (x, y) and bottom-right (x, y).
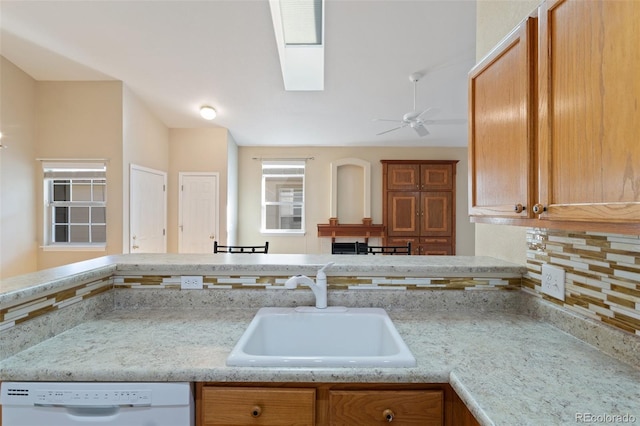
top-left (416, 107), bottom-right (440, 120)
top-left (373, 118), bottom-right (404, 123)
top-left (413, 124), bottom-right (430, 137)
top-left (422, 118), bottom-right (467, 125)
top-left (376, 124), bottom-right (407, 136)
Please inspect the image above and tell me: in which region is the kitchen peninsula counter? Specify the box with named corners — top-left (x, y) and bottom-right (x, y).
top-left (1, 305), bottom-right (639, 426)
top-left (0, 253), bottom-right (525, 305)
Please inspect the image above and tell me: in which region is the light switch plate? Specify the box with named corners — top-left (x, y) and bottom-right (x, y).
top-left (541, 264), bottom-right (565, 301)
top-left (180, 275), bottom-right (203, 290)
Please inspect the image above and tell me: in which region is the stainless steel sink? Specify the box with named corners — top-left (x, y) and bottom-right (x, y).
top-left (226, 307), bottom-right (416, 368)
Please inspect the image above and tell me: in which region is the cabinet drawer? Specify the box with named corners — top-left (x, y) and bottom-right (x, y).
top-left (420, 237), bottom-right (451, 245)
top-left (329, 390), bottom-right (442, 426)
top-left (201, 387), bottom-right (315, 426)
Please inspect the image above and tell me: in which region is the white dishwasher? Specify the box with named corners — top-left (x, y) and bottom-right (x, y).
top-left (0, 382), bottom-right (194, 425)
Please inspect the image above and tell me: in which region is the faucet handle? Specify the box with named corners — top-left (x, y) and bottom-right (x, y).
top-left (318, 262), bottom-right (334, 276)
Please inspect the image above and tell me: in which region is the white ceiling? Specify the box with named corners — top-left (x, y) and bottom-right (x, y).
top-left (0, 0), bottom-right (476, 147)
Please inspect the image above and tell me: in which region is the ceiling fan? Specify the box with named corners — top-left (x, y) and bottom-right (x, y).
top-left (374, 72), bottom-right (465, 137)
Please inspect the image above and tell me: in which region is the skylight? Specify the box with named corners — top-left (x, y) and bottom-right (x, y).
top-left (279, 0), bottom-right (323, 45)
top-left (269, 0), bottom-right (325, 91)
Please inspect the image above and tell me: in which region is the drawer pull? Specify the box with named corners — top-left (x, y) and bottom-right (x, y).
top-left (514, 203), bottom-right (526, 213)
top-left (251, 406), bottom-right (262, 418)
top-left (532, 203), bottom-right (547, 214)
top-left (383, 408), bottom-right (395, 422)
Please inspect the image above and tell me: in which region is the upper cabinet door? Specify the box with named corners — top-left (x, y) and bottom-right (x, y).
top-left (386, 163), bottom-right (420, 190)
top-left (421, 163), bottom-right (454, 191)
top-left (538, 0), bottom-right (640, 222)
top-left (468, 16), bottom-right (537, 218)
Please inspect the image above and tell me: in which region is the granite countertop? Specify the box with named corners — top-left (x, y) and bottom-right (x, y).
top-left (0, 253), bottom-right (526, 306)
top-left (1, 307), bottom-right (638, 426)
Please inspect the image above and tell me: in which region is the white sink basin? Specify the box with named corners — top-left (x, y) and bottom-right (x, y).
top-left (226, 307), bottom-right (416, 368)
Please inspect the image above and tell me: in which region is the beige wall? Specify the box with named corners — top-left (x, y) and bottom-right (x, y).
top-left (122, 85), bottom-right (170, 252)
top-left (238, 146), bottom-right (473, 255)
top-left (35, 81), bottom-right (124, 270)
top-left (226, 134), bottom-right (239, 245)
top-left (476, 0), bottom-right (540, 62)
top-left (474, 0), bottom-right (540, 264)
top-left (167, 128), bottom-right (230, 252)
top-left (0, 57), bottom-right (38, 278)
top-left (1, 59), bottom-right (172, 276)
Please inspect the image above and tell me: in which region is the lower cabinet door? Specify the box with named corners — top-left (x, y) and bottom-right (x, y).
top-left (329, 390), bottom-right (443, 426)
top-left (201, 386), bottom-right (316, 426)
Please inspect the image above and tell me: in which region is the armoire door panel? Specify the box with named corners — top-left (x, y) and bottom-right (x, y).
top-left (421, 192), bottom-right (452, 236)
top-left (387, 192), bottom-right (419, 236)
top-left (387, 164), bottom-right (420, 190)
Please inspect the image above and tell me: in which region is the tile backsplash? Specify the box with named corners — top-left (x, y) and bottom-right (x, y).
top-left (113, 275), bottom-right (520, 291)
top-left (524, 228), bottom-right (640, 336)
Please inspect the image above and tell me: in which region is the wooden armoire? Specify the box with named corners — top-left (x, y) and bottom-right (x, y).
top-left (381, 160), bottom-right (457, 255)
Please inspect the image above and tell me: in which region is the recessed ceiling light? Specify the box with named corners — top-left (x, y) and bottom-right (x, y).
top-left (200, 106), bottom-right (217, 120)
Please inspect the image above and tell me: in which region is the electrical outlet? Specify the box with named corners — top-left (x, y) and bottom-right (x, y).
top-left (541, 264), bottom-right (565, 301)
top-left (180, 275), bottom-right (203, 290)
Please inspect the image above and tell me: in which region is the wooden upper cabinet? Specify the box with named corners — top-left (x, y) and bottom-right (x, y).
top-left (537, 0), bottom-right (640, 223)
top-left (468, 15), bottom-right (537, 219)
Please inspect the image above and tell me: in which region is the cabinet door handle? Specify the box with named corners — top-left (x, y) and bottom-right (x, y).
top-left (514, 203), bottom-right (526, 213)
top-left (383, 408), bottom-right (395, 422)
top-left (251, 405), bottom-right (262, 417)
top-left (532, 204), bottom-right (547, 214)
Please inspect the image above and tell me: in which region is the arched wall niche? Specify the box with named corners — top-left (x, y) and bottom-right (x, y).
top-left (330, 157), bottom-right (371, 224)
top-left (317, 157), bottom-right (384, 243)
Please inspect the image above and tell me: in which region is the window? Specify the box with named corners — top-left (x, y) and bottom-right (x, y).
top-left (43, 162), bottom-right (107, 248)
top-left (261, 160), bottom-right (305, 233)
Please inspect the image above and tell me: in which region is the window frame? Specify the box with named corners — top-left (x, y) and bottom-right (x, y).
top-left (42, 161), bottom-right (107, 250)
top-left (260, 160), bottom-right (306, 235)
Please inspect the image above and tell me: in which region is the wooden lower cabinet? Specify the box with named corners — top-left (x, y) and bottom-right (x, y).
top-left (329, 390), bottom-right (442, 426)
top-left (196, 383), bottom-right (479, 426)
top-left (199, 386), bottom-right (315, 426)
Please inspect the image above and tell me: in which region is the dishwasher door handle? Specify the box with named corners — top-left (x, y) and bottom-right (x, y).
top-left (34, 403), bottom-right (151, 408)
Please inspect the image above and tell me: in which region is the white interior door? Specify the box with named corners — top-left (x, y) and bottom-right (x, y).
top-left (130, 164), bottom-right (167, 253)
top-left (179, 172), bottom-right (219, 253)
